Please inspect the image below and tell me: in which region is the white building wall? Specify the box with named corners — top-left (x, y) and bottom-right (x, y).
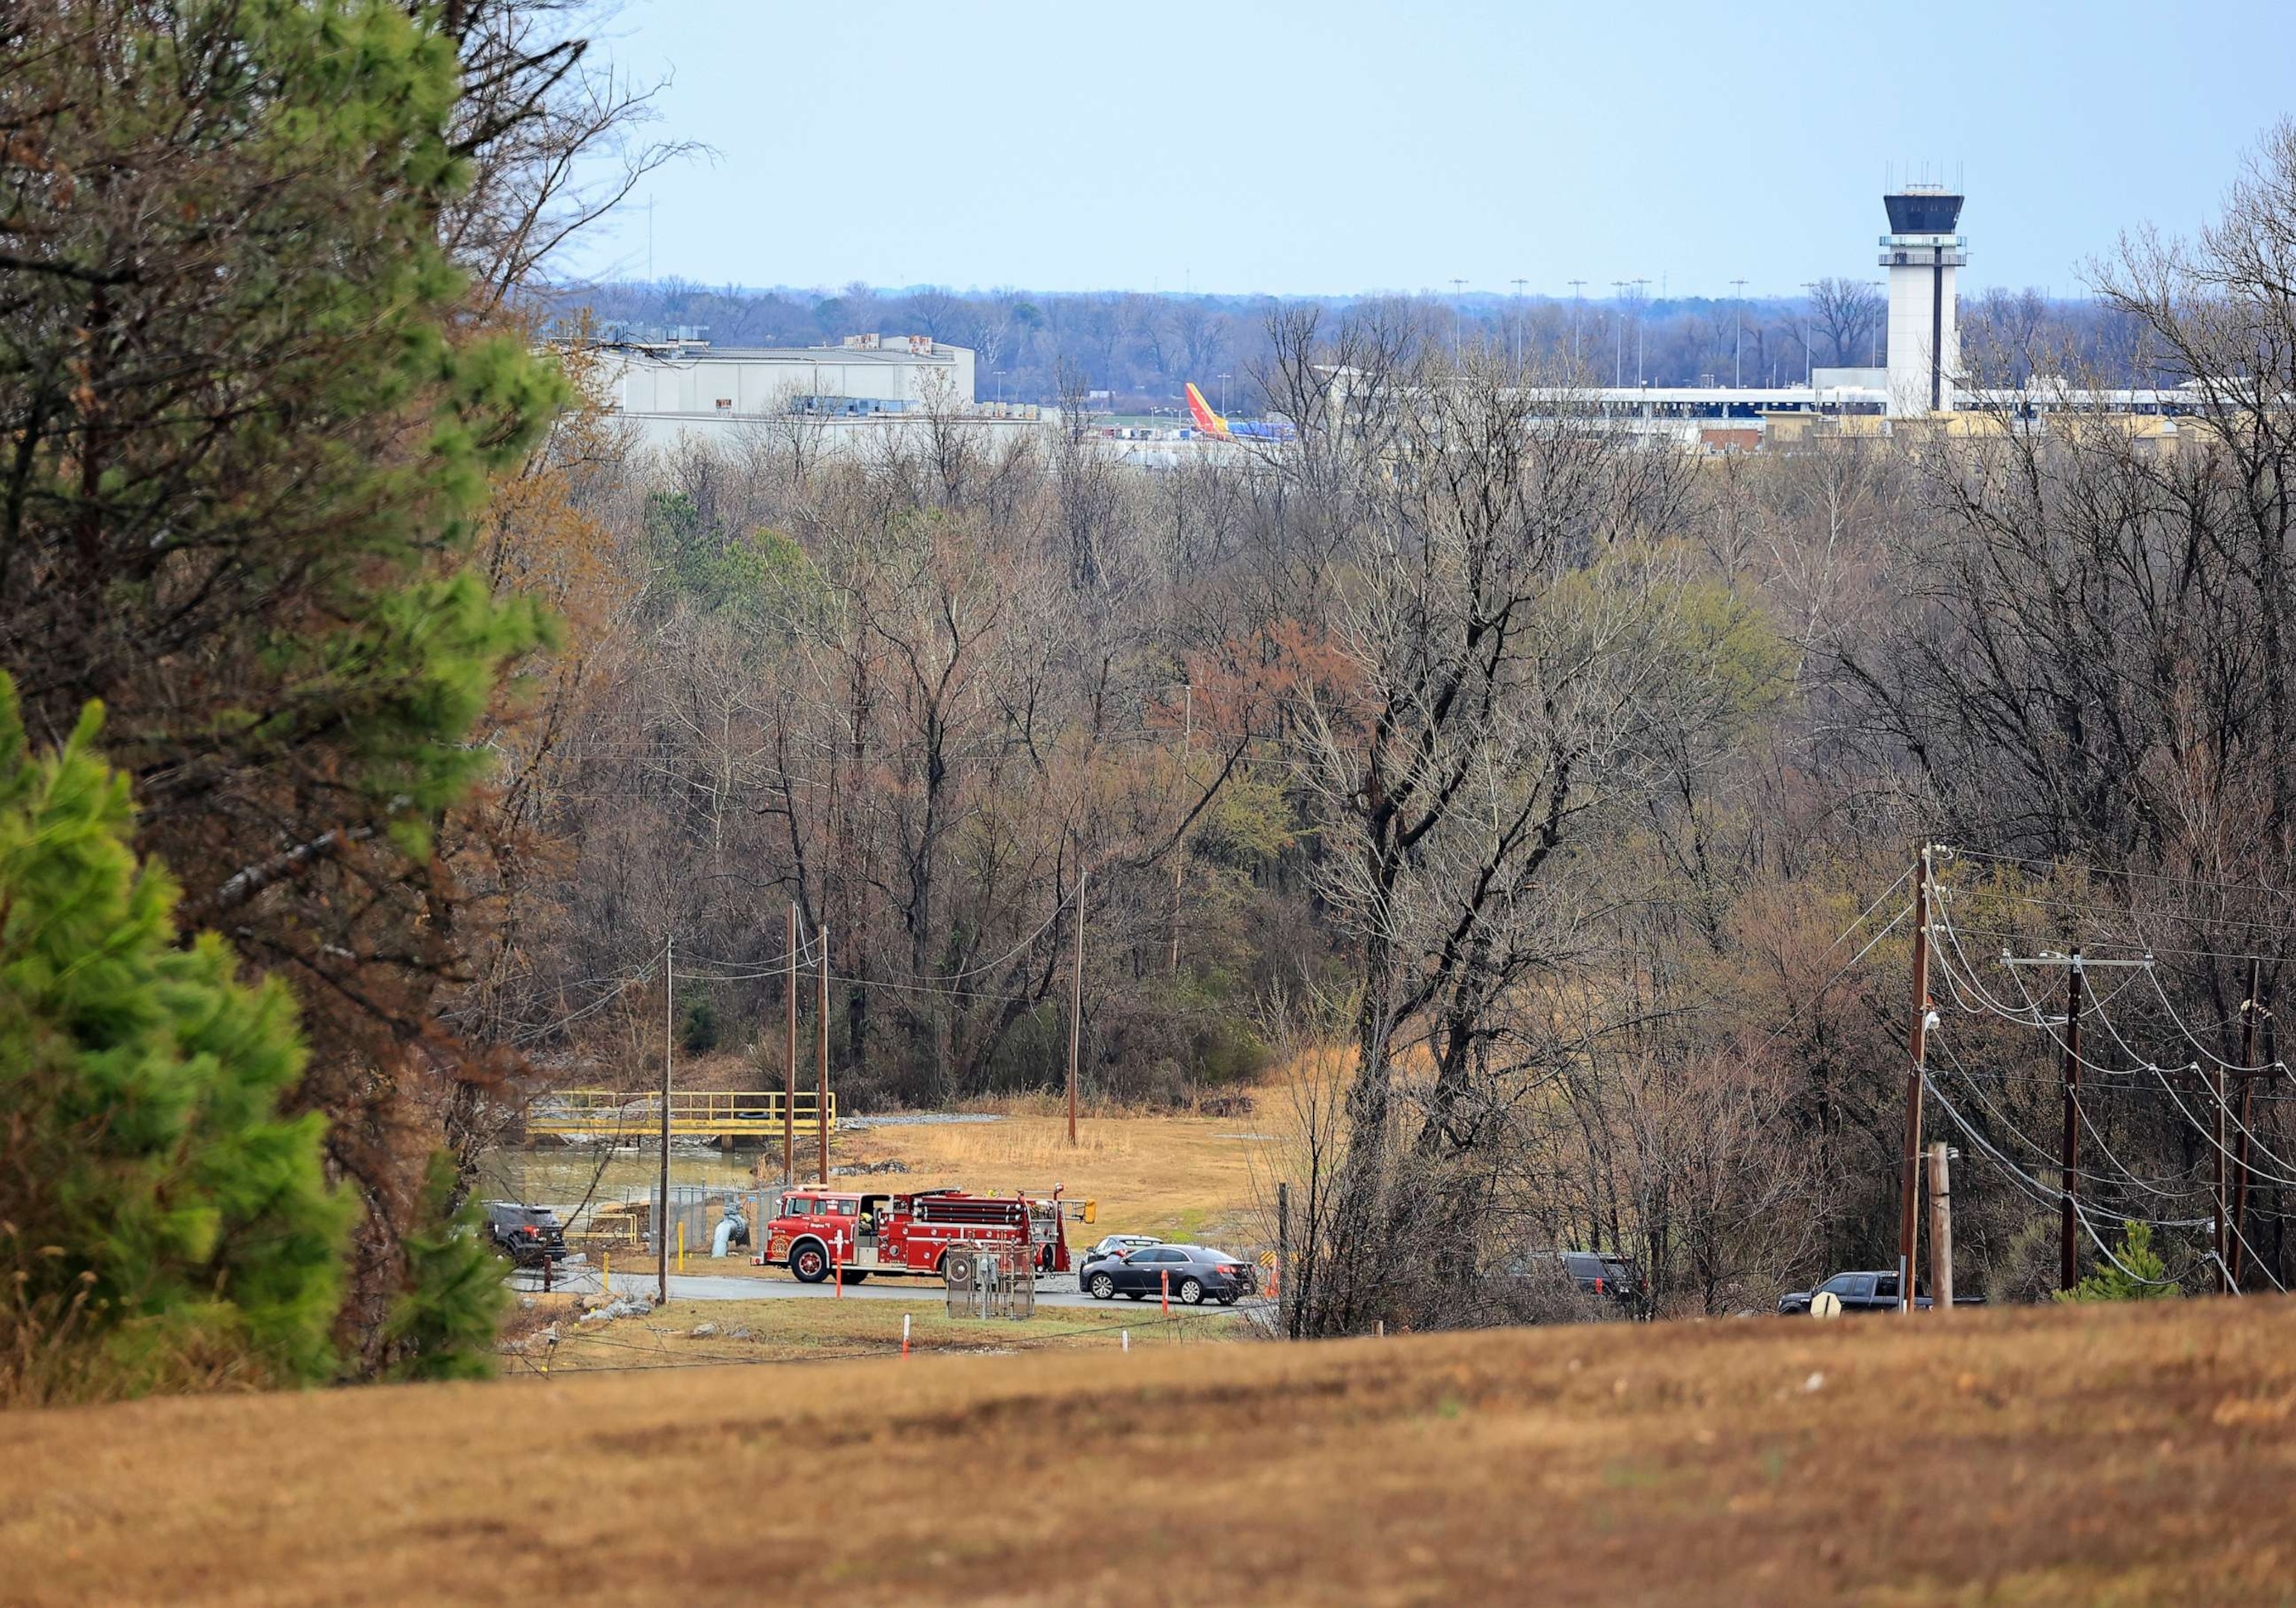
top-left (600, 342), bottom-right (978, 417)
top-left (1886, 262), bottom-right (1959, 417)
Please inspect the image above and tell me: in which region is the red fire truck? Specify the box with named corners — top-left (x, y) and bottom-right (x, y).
top-left (761, 1186), bottom-right (1084, 1284)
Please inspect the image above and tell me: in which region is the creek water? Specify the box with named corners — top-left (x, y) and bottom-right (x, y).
top-left (476, 1143), bottom-right (775, 1211)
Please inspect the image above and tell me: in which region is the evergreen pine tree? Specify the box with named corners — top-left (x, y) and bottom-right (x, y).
top-left (0, 676), bottom-right (350, 1401)
top-left (2, 0), bottom-right (571, 1365)
top-left (2056, 1221), bottom-right (2180, 1303)
top-left (381, 1153), bottom-right (508, 1382)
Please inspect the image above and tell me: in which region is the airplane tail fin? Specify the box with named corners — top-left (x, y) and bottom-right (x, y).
top-left (1184, 382), bottom-right (1230, 439)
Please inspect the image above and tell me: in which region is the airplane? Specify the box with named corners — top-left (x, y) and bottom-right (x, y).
top-left (1184, 381), bottom-right (1295, 443)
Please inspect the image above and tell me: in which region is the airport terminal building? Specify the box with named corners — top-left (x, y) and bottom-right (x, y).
top-left (596, 185), bottom-right (2200, 460)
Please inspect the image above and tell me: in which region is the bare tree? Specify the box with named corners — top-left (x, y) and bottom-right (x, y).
top-left (1806, 277), bottom-right (1886, 369)
top-left (430, 0), bottom-right (700, 305)
top-left (1273, 340), bottom-right (1721, 1333)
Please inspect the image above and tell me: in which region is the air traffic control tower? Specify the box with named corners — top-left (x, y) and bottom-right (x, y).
top-left (1879, 185), bottom-right (1966, 416)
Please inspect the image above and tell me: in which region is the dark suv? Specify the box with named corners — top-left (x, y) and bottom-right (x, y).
top-left (1502, 1250), bottom-right (1648, 1315)
top-left (484, 1201), bottom-right (567, 1266)
top-left (1559, 1251), bottom-right (1644, 1307)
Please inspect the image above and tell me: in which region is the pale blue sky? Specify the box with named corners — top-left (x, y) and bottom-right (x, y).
top-left (570, 1), bottom-right (2296, 298)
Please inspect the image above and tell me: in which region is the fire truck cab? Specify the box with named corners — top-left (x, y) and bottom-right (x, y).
top-left (763, 1187), bottom-right (1078, 1284)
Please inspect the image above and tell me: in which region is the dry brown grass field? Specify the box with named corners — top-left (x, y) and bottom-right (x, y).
top-left (496, 1064), bottom-right (1314, 1248)
top-left (836, 1110), bottom-right (1274, 1244)
top-left (5, 1297), bottom-right (2294, 1605)
top-left (499, 1293), bottom-right (1247, 1371)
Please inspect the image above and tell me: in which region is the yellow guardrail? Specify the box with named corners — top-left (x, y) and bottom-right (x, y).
top-left (526, 1089), bottom-right (836, 1140)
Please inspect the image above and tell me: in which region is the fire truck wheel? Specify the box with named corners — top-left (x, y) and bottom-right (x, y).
top-left (1179, 1278), bottom-right (1205, 1305)
top-left (1087, 1272), bottom-right (1116, 1299)
top-left (838, 1269), bottom-right (868, 1286)
top-left (790, 1241), bottom-right (830, 1284)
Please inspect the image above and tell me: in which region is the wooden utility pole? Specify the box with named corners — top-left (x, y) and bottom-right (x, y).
top-left (1895, 847), bottom-right (1934, 1314)
top-left (1170, 687), bottom-right (1190, 977)
top-left (1927, 1142), bottom-right (1953, 1315)
top-left (2223, 958), bottom-right (2258, 1292)
top-left (2232, 1008), bottom-right (2271, 1284)
top-left (1277, 1180), bottom-right (1292, 1340)
top-left (1999, 948), bottom-right (2150, 1295)
top-left (1068, 867), bottom-right (1085, 1146)
top-left (817, 922), bottom-right (831, 1184)
top-left (2060, 952), bottom-right (2084, 1295)
top-left (658, 932), bottom-right (673, 1305)
top-left (783, 903), bottom-right (797, 1189)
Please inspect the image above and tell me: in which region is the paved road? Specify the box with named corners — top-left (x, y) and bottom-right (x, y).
top-left (509, 1261), bottom-right (1260, 1319)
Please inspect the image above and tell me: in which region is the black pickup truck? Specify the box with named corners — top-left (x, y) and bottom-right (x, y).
top-left (1778, 1269), bottom-right (1984, 1315)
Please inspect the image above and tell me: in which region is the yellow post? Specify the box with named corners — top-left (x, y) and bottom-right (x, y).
top-left (677, 1219), bottom-right (687, 1275)
top-left (602, 1251), bottom-right (610, 1297)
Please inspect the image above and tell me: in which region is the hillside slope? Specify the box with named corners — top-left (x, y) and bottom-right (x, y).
top-left (4, 1300), bottom-right (2293, 1605)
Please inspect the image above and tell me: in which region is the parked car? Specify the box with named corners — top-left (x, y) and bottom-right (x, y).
top-left (1561, 1251), bottom-right (1644, 1308)
top-left (1499, 1250), bottom-right (1648, 1315)
top-left (484, 1201), bottom-right (567, 1267)
top-left (1083, 1244), bottom-right (1254, 1305)
top-left (1777, 1270), bottom-right (1984, 1314)
top-left (1078, 1233), bottom-right (1161, 1287)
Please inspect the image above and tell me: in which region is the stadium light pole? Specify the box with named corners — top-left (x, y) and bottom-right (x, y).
top-left (1730, 278), bottom-right (1748, 388)
top-left (1510, 277), bottom-right (1528, 368)
top-left (1800, 282), bottom-right (1819, 385)
top-left (1611, 281), bottom-right (1629, 387)
top-left (1567, 280), bottom-right (1586, 364)
top-left (1630, 279), bottom-right (1650, 384)
top-left (1450, 278), bottom-right (1467, 362)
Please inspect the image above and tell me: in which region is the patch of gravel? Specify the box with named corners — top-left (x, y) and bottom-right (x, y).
top-left (837, 1112), bottom-right (1006, 1130)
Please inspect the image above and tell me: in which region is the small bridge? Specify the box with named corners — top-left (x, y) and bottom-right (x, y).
top-left (525, 1090), bottom-right (836, 1143)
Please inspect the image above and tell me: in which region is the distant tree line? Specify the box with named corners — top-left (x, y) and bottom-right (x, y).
top-left (540, 277), bottom-right (2158, 410)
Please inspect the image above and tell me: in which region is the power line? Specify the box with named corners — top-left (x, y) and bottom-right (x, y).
top-left (1938, 907), bottom-right (2292, 967)
top-left (504, 955), bottom-right (662, 1045)
top-left (1933, 908), bottom-right (2296, 1184)
top-left (1928, 1031), bottom-right (2214, 1219)
top-left (1922, 1053), bottom-right (2210, 1234)
top-left (1948, 845), bottom-right (2296, 904)
top-left (1960, 888), bottom-right (2296, 943)
top-left (1721, 885), bottom-right (1915, 1070)
top-left (1919, 861), bottom-right (2296, 1289)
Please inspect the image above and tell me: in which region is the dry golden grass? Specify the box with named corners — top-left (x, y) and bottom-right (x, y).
top-left (4, 1298), bottom-right (2294, 1604)
top-left (838, 1112), bottom-right (1274, 1244)
top-left (502, 1293), bottom-right (1244, 1374)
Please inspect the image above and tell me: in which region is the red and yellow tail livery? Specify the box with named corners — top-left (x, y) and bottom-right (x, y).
top-left (1183, 381), bottom-right (1294, 443)
top-left (1184, 381), bottom-right (1231, 440)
